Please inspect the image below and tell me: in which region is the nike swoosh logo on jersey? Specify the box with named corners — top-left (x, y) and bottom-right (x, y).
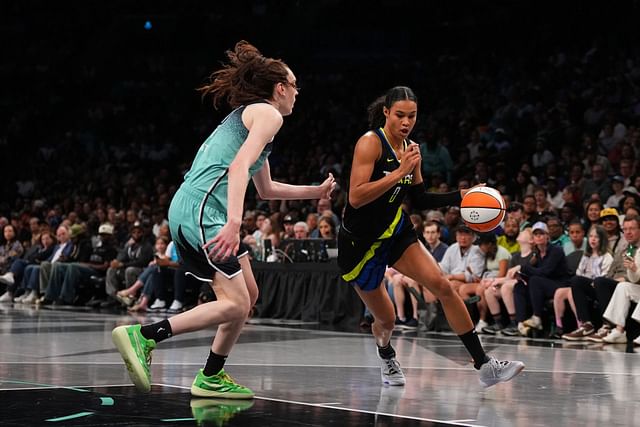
top-left (386, 158), bottom-right (395, 162)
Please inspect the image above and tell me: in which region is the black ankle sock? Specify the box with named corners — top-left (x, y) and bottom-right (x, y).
top-left (492, 314), bottom-right (503, 327)
top-left (140, 319), bottom-right (173, 343)
top-left (377, 341), bottom-right (396, 359)
top-left (203, 351), bottom-right (228, 376)
top-left (458, 329), bottom-right (490, 370)
top-left (509, 314), bottom-right (516, 322)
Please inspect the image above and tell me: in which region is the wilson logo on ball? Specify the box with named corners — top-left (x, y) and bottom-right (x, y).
top-left (460, 187), bottom-right (506, 233)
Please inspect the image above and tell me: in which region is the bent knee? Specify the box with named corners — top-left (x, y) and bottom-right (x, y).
top-left (224, 298), bottom-right (251, 320)
top-left (431, 277), bottom-right (457, 299)
top-left (377, 315), bottom-right (396, 332)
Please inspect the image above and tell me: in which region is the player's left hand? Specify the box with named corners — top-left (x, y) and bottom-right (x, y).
top-left (319, 172), bottom-right (336, 199)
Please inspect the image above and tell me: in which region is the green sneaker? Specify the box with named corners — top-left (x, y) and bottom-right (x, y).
top-left (190, 398), bottom-right (254, 426)
top-left (191, 369), bottom-right (254, 399)
top-left (112, 324), bottom-right (156, 392)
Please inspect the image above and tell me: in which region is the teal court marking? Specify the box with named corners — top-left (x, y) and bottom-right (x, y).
top-left (0, 379), bottom-right (89, 393)
top-left (100, 397), bottom-right (115, 406)
top-left (2, 379), bottom-right (117, 421)
top-left (46, 412), bottom-right (94, 422)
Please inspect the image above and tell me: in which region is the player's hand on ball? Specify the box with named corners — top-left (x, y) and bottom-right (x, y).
top-left (460, 183), bottom-right (487, 198)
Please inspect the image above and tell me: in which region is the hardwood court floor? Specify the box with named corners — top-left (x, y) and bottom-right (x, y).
top-left (0, 304), bottom-right (638, 426)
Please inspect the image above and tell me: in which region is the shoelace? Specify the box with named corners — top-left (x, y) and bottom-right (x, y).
top-left (491, 359), bottom-right (510, 373)
top-left (219, 371), bottom-right (241, 387)
top-left (384, 359), bottom-right (402, 376)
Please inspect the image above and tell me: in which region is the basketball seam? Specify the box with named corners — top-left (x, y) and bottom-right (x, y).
top-left (460, 206), bottom-right (505, 210)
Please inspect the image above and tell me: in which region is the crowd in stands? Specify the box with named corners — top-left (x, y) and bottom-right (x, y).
top-left (4, 4), bottom-right (640, 341)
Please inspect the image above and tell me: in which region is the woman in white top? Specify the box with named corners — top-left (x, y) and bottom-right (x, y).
top-left (557, 225), bottom-right (613, 339)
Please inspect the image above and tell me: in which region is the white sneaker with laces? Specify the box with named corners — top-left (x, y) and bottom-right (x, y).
top-left (0, 272), bottom-right (15, 286)
top-left (479, 357), bottom-right (525, 388)
top-left (602, 328), bottom-right (627, 344)
top-left (475, 319), bottom-right (490, 334)
top-left (0, 291), bottom-right (13, 302)
top-left (376, 347), bottom-right (405, 386)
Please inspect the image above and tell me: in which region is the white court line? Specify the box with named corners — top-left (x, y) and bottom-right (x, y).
top-left (154, 383), bottom-right (485, 426)
top-left (0, 383), bottom-right (134, 391)
top-left (1, 361), bottom-right (639, 377)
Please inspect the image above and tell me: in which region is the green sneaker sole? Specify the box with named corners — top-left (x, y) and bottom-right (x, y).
top-left (112, 326), bottom-right (151, 393)
top-left (190, 383), bottom-right (255, 399)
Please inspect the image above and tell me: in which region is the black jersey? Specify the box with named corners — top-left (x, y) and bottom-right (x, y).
top-left (342, 128), bottom-right (414, 240)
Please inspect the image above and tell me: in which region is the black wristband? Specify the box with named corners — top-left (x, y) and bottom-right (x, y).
top-left (408, 185), bottom-right (462, 210)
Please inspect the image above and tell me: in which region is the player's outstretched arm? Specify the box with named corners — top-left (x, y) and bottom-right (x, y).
top-left (252, 160), bottom-right (336, 200)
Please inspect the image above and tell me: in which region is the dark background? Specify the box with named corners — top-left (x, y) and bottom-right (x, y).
top-left (3, 0), bottom-right (640, 214)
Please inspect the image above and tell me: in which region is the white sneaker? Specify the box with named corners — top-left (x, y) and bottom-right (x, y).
top-left (14, 292), bottom-right (29, 303)
top-left (517, 322), bottom-right (530, 337)
top-left (479, 357), bottom-right (525, 388)
top-left (603, 328), bottom-right (627, 344)
top-left (167, 300), bottom-right (183, 312)
top-left (475, 319), bottom-right (490, 334)
top-left (0, 272), bottom-right (14, 286)
top-left (22, 291), bottom-right (38, 305)
top-left (376, 346), bottom-right (405, 386)
top-left (634, 335), bottom-right (640, 346)
top-left (0, 291), bottom-right (13, 302)
top-left (523, 315), bottom-right (542, 330)
top-left (148, 299), bottom-right (166, 311)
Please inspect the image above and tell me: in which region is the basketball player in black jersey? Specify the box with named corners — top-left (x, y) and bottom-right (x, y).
top-left (338, 86), bottom-right (524, 388)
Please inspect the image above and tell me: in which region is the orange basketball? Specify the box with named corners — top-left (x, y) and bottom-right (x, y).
top-left (460, 187), bottom-right (506, 232)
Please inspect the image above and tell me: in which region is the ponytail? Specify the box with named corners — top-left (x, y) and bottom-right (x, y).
top-left (198, 40), bottom-right (290, 109)
top-left (367, 96), bottom-right (386, 129)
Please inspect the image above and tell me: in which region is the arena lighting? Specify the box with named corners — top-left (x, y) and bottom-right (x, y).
top-left (144, 20), bottom-right (152, 30)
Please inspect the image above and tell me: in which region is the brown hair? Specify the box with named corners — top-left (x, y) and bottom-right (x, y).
top-left (198, 40), bottom-right (290, 109)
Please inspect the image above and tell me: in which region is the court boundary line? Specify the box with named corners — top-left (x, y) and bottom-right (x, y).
top-left (154, 382), bottom-right (486, 426)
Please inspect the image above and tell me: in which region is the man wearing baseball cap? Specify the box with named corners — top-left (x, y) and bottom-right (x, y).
top-left (90, 221), bottom-right (154, 308)
top-left (438, 224), bottom-right (484, 294)
top-left (44, 223), bottom-right (119, 306)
